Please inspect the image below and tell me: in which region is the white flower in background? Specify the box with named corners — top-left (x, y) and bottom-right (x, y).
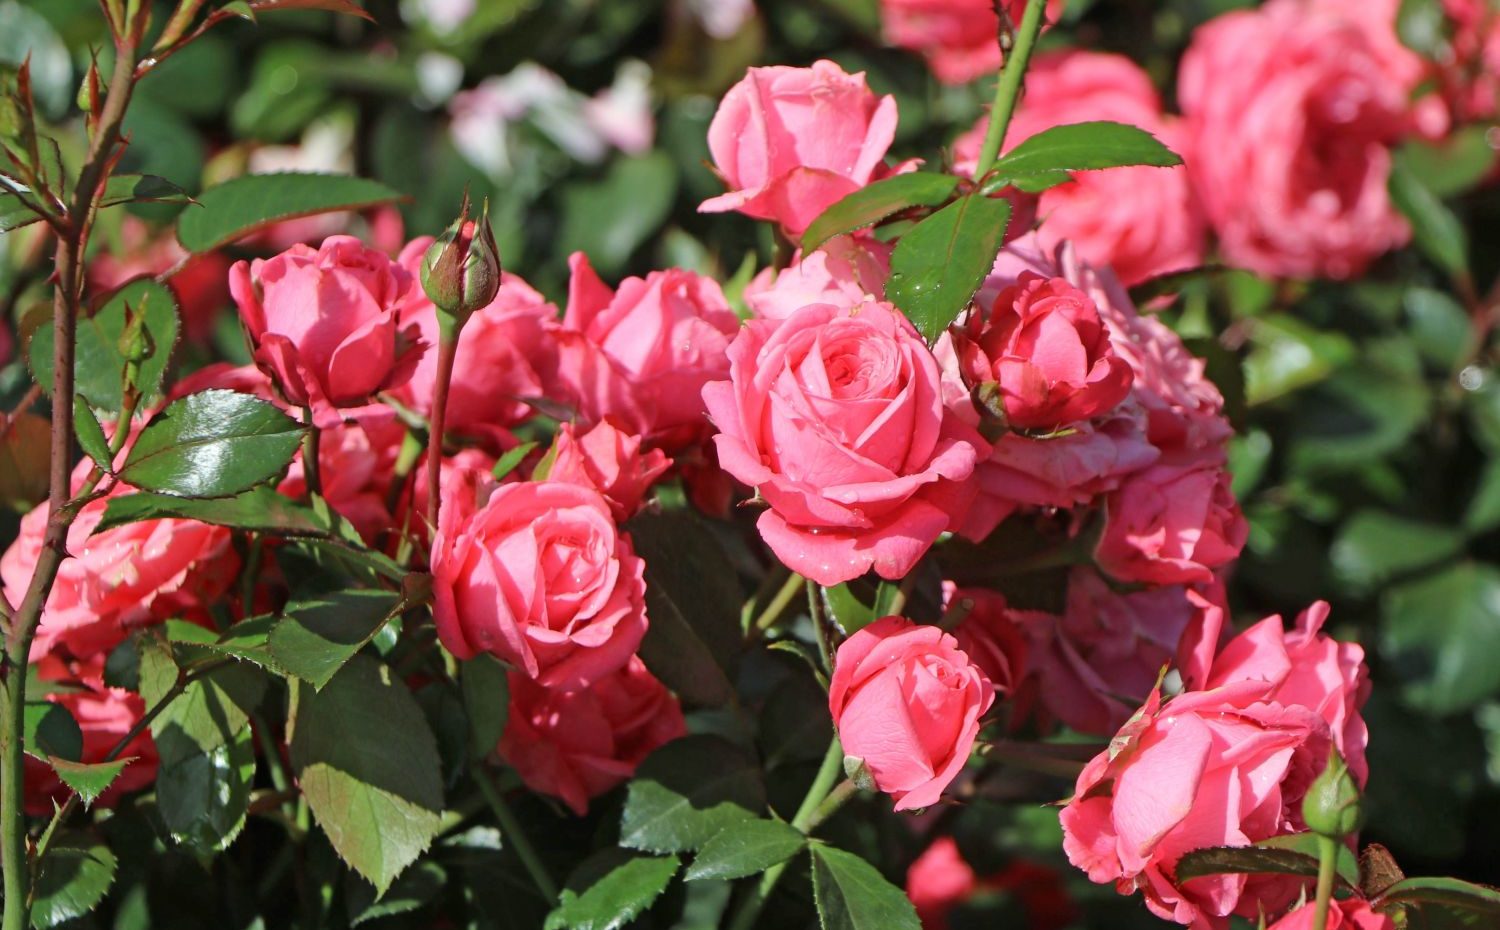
top-left (404, 0), bottom-right (476, 35)
top-left (248, 116), bottom-right (356, 175)
top-left (687, 0), bottom-right (755, 38)
top-left (449, 61), bottom-right (656, 178)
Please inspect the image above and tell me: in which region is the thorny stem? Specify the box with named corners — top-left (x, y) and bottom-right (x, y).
top-left (970, 0), bottom-right (1048, 182)
top-left (474, 769), bottom-right (560, 906)
top-left (425, 334), bottom-right (461, 536)
top-left (300, 406), bottom-right (323, 498)
top-left (2, 26), bottom-right (142, 930)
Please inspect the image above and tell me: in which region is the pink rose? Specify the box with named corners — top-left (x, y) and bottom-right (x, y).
top-left (744, 235), bottom-right (891, 322)
top-left (556, 253), bottom-right (740, 450)
top-left (1094, 449), bottom-right (1247, 586)
top-left (699, 61), bottom-right (898, 237)
top-left (1179, 0), bottom-right (1412, 279)
top-left (906, 837), bottom-right (1078, 930)
top-left (497, 656), bottom-right (685, 815)
top-left (882, 0), bottom-right (1065, 85)
top-left (1267, 899), bottom-right (1393, 930)
top-left (229, 236), bottom-right (425, 424)
top-left (947, 587), bottom-right (1030, 697)
top-left (954, 51), bottom-right (1204, 285)
top-left (703, 301), bottom-right (982, 585)
top-left (954, 272), bottom-right (1132, 431)
top-left (2, 464), bottom-right (239, 662)
top-left (23, 656), bottom-right (158, 815)
top-left (279, 409), bottom-right (404, 543)
top-left (540, 420), bottom-right (672, 521)
top-left (830, 617), bottom-right (994, 810)
top-left (431, 480), bottom-right (648, 691)
top-left (394, 238), bottom-right (559, 447)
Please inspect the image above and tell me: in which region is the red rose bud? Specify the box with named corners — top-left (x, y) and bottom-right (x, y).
top-left (421, 194), bottom-right (502, 333)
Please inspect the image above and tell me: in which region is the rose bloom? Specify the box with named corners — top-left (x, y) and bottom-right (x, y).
top-left (953, 271), bottom-right (1133, 431)
top-left (23, 656), bottom-right (159, 815)
top-left (1268, 899), bottom-right (1393, 930)
top-left (954, 50), bottom-right (1204, 285)
top-left (744, 235), bottom-right (891, 322)
top-left (497, 656), bottom-right (685, 815)
top-left (882, 0), bottom-right (1065, 85)
top-left (556, 253), bottom-right (739, 450)
top-left (703, 300), bottom-right (982, 586)
top-left (431, 480), bottom-right (648, 691)
top-left (829, 617), bottom-right (995, 811)
top-left (229, 235), bottom-right (425, 424)
top-left (1, 463), bottom-right (238, 662)
top-left (906, 837), bottom-right (1077, 930)
top-left (540, 420), bottom-right (672, 522)
top-left (1094, 448), bottom-right (1247, 586)
top-left (1060, 601), bottom-right (1371, 929)
top-left (699, 60), bottom-right (898, 237)
top-left (948, 587), bottom-right (1029, 697)
top-left (1179, 0), bottom-right (1412, 279)
top-left (394, 237), bottom-right (559, 448)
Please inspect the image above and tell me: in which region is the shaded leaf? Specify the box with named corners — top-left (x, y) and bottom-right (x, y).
top-left (1376, 876), bottom-right (1500, 916)
top-left (620, 736), bottom-right (765, 854)
top-left (558, 153), bottom-right (677, 277)
top-left (684, 819), bottom-right (805, 882)
top-left (97, 487), bottom-right (328, 535)
top-left (461, 654), bottom-right (510, 757)
top-left (801, 173), bottom-right (960, 252)
top-left (30, 833), bottom-right (117, 929)
top-left (1175, 839), bottom-right (1357, 889)
top-left (1390, 154), bottom-right (1469, 282)
top-left (269, 589), bottom-right (402, 689)
top-left (886, 193), bottom-right (1011, 343)
top-left (1330, 509), bottom-right (1465, 595)
top-left (810, 844), bottom-right (921, 930)
top-left (176, 173), bottom-right (403, 253)
top-left (99, 174), bottom-right (194, 209)
top-left (72, 397), bottom-right (113, 473)
top-left (155, 726), bottom-right (256, 854)
top-left (545, 849), bottom-right (680, 930)
top-left (23, 702), bottom-right (82, 763)
top-left (1382, 562), bottom-right (1500, 714)
top-left (346, 861), bottom-right (447, 926)
top-left (118, 390), bottom-right (304, 498)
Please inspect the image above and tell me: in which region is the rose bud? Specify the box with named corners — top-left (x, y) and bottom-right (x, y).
top-left (953, 272), bottom-right (1132, 433)
top-left (828, 616), bottom-right (995, 811)
top-left (420, 193), bottom-right (502, 334)
top-left (1302, 751), bottom-right (1363, 839)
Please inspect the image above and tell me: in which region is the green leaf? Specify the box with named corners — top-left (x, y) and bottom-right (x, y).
top-left (96, 487), bottom-right (329, 535)
top-left (491, 441), bottom-right (537, 481)
top-left (269, 589), bottom-right (402, 689)
top-left (985, 121), bottom-right (1181, 193)
top-left (1405, 287), bottom-right (1476, 372)
top-left (801, 173), bottom-right (961, 252)
top-left (289, 655), bottom-right (445, 895)
top-left (1376, 876), bottom-right (1500, 916)
top-left (1397, 127), bottom-right (1497, 198)
top-left (99, 174), bottom-right (194, 209)
top-left (626, 510), bottom-right (742, 708)
top-left (0, 188), bottom-right (52, 234)
top-left (46, 757), bottom-right (133, 808)
top-left (29, 833), bottom-right (117, 929)
top-left (118, 389), bottom-right (304, 498)
top-left (0, 1), bottom-right (72, 119)
top-left (1330, 509), bottom-right (1466, 595)
top-left (1173, 839), bottom-right (1358, 889)
top-left (1465, 460), bottom-right (1500, 534)
top-left (23, 701), bottom-right (82, 763)
top-left (545, 850), bottom-right (681, 930)
top-left (29, 278), bottom-right (180, 412)
top-left (176, 172), bottom-right (403, 253)
top-left (885, 193), bottom-right (1012, 344)
top-left (1397, 0), bottom-right (1449, 56)
top-left (820, 581), bottom-right (898, 636)
top-left (619, 735), bottom-right (765, 854)
top-left (1256, 834), bottom-right (1361, 889)
top-left (809, 844), bottom-right (922, 930)
top-left (461, 654), bottom-right (510, 758)
top-left (684, 819), bottom-right (805, 882)
top-left (72, 397), bottom-right (113, 473)
top-left (155, 725), bottom-right (256, 854)
top-left (1390, 154), bottom-right (1469, 282)
top-left (1382, 562), bottom-right (1500, 714)
top-left (558, 153), bottom-right (678, 278)
top-left (245, 0), bottom-right (375, 18)
top-left (1242, 315), bottom-right (1355, 406)
top-left (346, 861), bottom-right (447, 926)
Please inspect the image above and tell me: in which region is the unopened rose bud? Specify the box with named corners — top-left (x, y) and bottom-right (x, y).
top-left (1302, 751), bottom-right (1362, 839)
top-left (421, 193), bottom-right (501, 335)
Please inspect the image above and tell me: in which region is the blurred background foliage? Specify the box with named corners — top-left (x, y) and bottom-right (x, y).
top-left (3, 0), bottom-right (1500, 926)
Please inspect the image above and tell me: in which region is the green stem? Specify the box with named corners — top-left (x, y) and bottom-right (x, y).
top-left (751, 571), bottom-right (804, 633)
top-left (1310, 834), bottom-right (1339, 930)
top-left (475, 770), bottom-right (559, 906)
top-left (969, 0), bottom-right (1048, 182)
top-left (301, 407), bottom-right (322, 498)
top-left (727, 737), bottom-right (844, 930)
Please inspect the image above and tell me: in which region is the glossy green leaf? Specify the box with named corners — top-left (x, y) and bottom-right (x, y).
top-left (72, 397), bottom-right (113, 473)
top-left (1382, 562), bottom-right (1500, 714)
top-left (29, 833), bottom-right (117, 929)
top-left (461, 654), bottom-right (510, 758)
top-left (545, 850), bottom-right (681, 930)
top-left (269, 589), bottom-right (401, 689)
top-left (176, 172), bottom-right (403, 253)
top-left (30, 278), bottom-right (180, 412)
top-left (155, 725), bottom-right (256, 854)
top-left (985, 121), bottom-right (1181, 193)
top-left (619, 736), bottom-right (765, 854)
top-left (627, 510), bottom-right (742, 708)
top-left (809, 844), bottom-right (921, 930)
top-left (801, 173), bottom-right (961, 252)
top-left (1330, 509), bottom-right (1466, 595)
top-left (684, 819), bottom-right (805, 882)
top-left (819, 580), bottom-right (898, 636)
top-left (289, 655), bottom-right (445, 895)
top-left (886, 193), bottom-right (1011, 344)
top-left (118, 389), bottom-right (304, 498)
top-left (96, 487), bottom-right (329, 535)
top-left (1390, 155), bottom-right (1469, 282)
top-left (46, 757), bottom-right (133, 808)
top-left (23, 702), bottom-right (82, 763)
